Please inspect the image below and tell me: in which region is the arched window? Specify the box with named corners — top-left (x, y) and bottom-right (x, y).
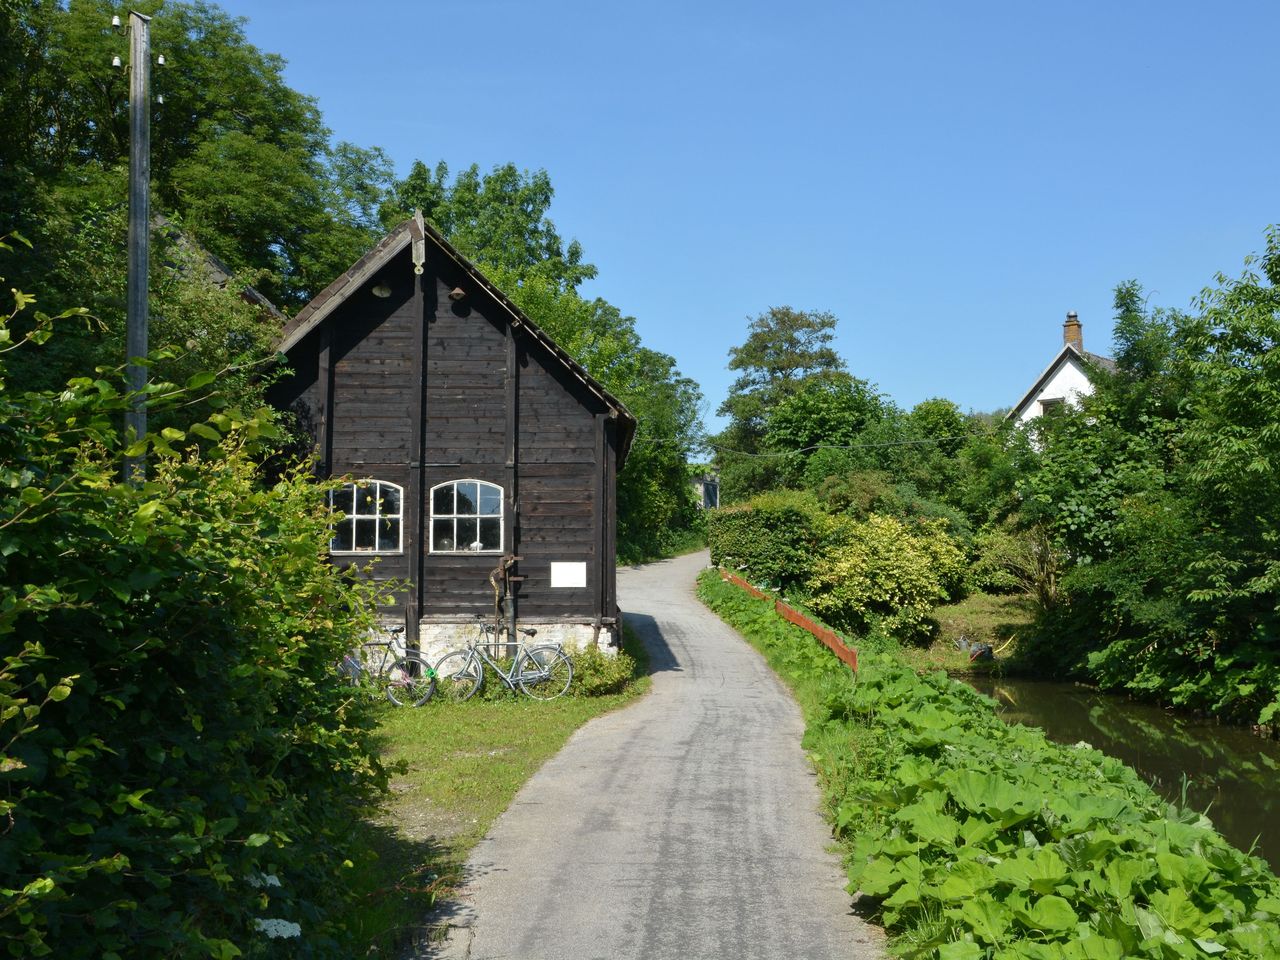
top-left (329, 480), bottom-right (403, 553)
top-left (431, 480), bottom-right (503, 553)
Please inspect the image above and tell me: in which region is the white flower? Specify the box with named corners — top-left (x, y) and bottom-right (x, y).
top-left (253, 918), bottom-right (301, 939)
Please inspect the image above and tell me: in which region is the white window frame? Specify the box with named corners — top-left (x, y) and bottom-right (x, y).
top-left (430, 479), bottom-right (504, 554)
top-left (329, 480), bottom-right (404, 554)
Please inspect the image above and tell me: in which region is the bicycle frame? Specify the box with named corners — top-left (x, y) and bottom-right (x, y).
top-left (344, 640), bottom-right (397, 680)
top-left (463, 628), bottom-right (556, 690)
top-left (431, 618), bottom-right (573, 703)
top-left (339, 634), bottom-right (436, 706)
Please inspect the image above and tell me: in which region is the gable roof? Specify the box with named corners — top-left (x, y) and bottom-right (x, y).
top-left (1007, 343), bottom-right (1117, 422)
top-left (276, 211), bottom-right (637, 463)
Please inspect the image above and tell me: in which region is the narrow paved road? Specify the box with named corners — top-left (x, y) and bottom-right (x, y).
top-left (430, 551), bottom-right (884, 959)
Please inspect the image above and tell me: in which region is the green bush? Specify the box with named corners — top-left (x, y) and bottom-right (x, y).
top-left (569, 645), bottom-right (639, 697)
top-left (0, 272), bottom-right (387, 956)
top-left (816, 471), bottom-right (974, 544)
top-left (807, 515), bottom-right (965, 643)
top-left (967, 522), bottom-right (1063, 607)
top-left (707, 489), bottom-right (830, 590)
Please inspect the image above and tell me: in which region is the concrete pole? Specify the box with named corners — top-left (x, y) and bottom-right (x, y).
top-left (125, 10), bottom-right (151, 482)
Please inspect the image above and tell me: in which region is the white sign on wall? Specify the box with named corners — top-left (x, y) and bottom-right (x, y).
top-left (550, 561), bottom-right (587, 589)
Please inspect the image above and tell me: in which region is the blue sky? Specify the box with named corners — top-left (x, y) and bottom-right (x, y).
top-left (216, 0), bottom-right (1278, 430)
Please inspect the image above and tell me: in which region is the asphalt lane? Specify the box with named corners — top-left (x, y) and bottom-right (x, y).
top-left (428, 550), bottom-right (884, 959)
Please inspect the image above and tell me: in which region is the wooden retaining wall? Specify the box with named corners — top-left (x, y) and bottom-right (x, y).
top-left (719, 570), bottom-right (859, 673)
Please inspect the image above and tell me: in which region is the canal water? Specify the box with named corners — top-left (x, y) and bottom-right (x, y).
top-left (961, 675), bottom-right (1280, 870)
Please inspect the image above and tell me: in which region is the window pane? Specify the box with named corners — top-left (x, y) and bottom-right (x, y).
top-left (432, 485), bottom-right (453, 516)
top-left (379, 484), bottom-right (401, 518)
top-left (457, 518), bottom-right (478, 550)
top-left (355, 484), bottom-right (376, 517)
top-left (331, 485), bottom-right (353, 516)
top-left (355, 518), bottom-right (377, 550)
top-left (331, 517), bottom-right (354, 552)
top-left (479, 484), bottom-right (502, 516)
top-left (479, 517), bottom-right (501, 551)
top-left (456, 482), bottom-right (478, 516)
top-left (432, 518), bottom-right (455, 551)
top-left (378, 518), bottom-right (400, 551)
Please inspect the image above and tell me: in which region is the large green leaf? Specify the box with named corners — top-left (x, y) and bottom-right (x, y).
top-left (943, 770), bottom-right (1036, 821)
top-left (1019, 894), bottom-right (1077, 933)
top-left (952, 897), bottom-right (1013, 945)
top-left (993, 848), bottom-right (1071, 895)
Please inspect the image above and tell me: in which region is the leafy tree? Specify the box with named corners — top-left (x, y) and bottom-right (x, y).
top-left (762, 377), bottom-right (891, 487)
top-left (2, 0), bottom-right (381, 307)
top-left (328, 141), bottom-right (398, 232)
top-left (906, 397), bottom-right (970, 459)
top-left (384, 160), bottom-right (596, 293)
top-left (717, 306), bottom-right (848, 438)
top-left (713, 306), bottom-right (851, 500)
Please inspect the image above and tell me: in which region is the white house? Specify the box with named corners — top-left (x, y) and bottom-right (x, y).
top-left (1008, 312), bottom-right (1115, 425)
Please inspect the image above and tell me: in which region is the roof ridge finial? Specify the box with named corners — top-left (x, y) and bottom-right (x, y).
top-left (410, 209), bottom-right (426, 275)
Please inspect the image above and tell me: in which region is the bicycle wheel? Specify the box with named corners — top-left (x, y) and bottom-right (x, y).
top-left (517, 646), bottom-right (572, 701)
top-left (384, 653), bottom-right (436, 707)
top-left (434, 649), bottom-right (483, 702)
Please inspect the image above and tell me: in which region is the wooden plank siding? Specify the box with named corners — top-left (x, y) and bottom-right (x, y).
top-left (322, 269), bottom-right (419, 617)
top-left (511, 340), bottom-right (603, 618)
top-left (420, 271), bottom-right (512, 614)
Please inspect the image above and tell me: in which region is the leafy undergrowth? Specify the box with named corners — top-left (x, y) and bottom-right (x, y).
top-left (697, 570), bottom-right (1280, 960)
top-left (342, 626), bottom-right (650, 954)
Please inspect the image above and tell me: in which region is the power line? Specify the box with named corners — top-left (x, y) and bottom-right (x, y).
top-left (630, 434), bottom-right (971, 459)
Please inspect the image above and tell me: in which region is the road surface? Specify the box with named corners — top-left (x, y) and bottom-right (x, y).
top-left (427, 550), bottom-right (884, 959)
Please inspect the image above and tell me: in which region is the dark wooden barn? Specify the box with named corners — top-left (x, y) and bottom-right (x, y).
top-left (268, 211), bottom-right (636, 655)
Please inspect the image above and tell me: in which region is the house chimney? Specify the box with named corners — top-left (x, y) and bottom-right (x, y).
top-left (1063, 311), bottom-right (1082, 351)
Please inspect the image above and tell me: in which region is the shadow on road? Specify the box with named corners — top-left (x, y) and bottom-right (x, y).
top-left (622, 611), bottom-right (681, 675)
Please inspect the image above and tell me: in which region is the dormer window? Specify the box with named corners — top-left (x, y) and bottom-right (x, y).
top-left (431, 480), bottom-right (503, 553)
top-left (329, 480), bottom-right (403, 553)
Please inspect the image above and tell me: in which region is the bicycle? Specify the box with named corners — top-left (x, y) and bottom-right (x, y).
top-left (338, 626), bottom-right (437, 706)
top-left (433, 619), bottom-right (573, 702)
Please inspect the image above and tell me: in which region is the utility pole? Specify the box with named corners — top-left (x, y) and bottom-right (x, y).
top-left (124, 10), bottom-right (151, 483)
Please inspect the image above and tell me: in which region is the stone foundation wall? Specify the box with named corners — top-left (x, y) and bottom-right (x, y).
top-left (374, 619), bottom-right (619, 664)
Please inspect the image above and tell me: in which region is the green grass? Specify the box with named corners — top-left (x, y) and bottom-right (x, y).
top-left (341, 628), bottom-right (650, 955)
top-left (897, 591), bottom-right (1037, 675)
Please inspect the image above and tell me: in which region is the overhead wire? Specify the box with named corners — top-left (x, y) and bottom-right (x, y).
top-left (628, 434), bottom-right (971, 459)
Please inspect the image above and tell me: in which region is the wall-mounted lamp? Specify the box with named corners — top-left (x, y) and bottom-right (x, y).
top-left (112, 54), bottom-right (122, 68)
top-left (157, 54), bottom-right (166, 66)
top-left (448, 287), bottom-right (466, 302)
top-left (371, 283), bottom-right (392, 298)
top-left (111, 14), bottom-right (122, 28)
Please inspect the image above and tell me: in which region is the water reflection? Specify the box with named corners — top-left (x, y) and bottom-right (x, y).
top-left (962, 676), bottom-right (1280, 869)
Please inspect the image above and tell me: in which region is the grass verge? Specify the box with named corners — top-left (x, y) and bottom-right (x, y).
top-left (697, 569), bottom-right (1280, 959)
top-left (341, 626), bottom-right (651, 955)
